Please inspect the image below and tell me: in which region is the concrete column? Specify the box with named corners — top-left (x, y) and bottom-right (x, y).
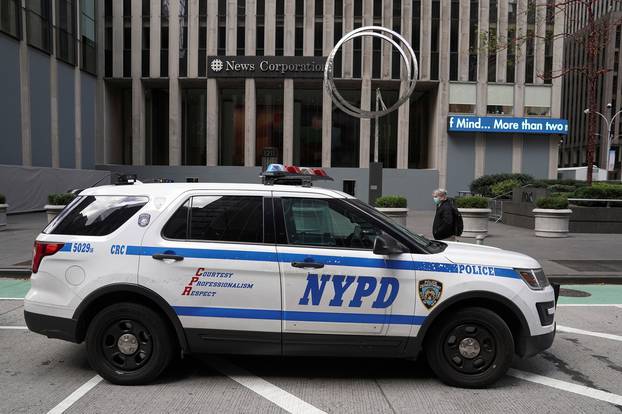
top-left (95, 0), bottom-right (107, 163)
top-left (458, 0), bottom-right (470, 81)
top-left (206, 1), bottom-right (219, 166)
top-left (19, 0), bottom-right (31, 166)
top-left (548, 2), bottom-right (565, 178)
top-left (246, 0), bottom-right (257, 55)
top-left (381, 0), bottom-right (392, 79)
top-left (283, 80), bottom-right (294, 165)
top-left (342, 0), bottom-right (353, 77)
top-left (264, 0), bottom-right (276, 55)
top-left (169, 0), bottom-right (181, 165)
top-left (534, 0), bottom-right (546, 84)
top-left (396, 0), bottom-right (412, 169)
top-left (497, 0), bottom-right (508, 83)
top-left (474, 0), bottom-right (489, 180)
top-left (436, 0), bottom-right (451, 184)
top-left (244, 79), bottom-right (256, 166)
top-left (303, 0), bottom-right (315, 56)
top-left (112, 0), bottom-right (123, 78)
top-left (513, 0), bottom-right (528, 173)
top-left (74, 0), bottom-right (82, 168)
top-left (188, 0), bottom-right (199, 78)
top-left (132, 0), bottom-right (145, 165)
top-left (321, 0), bottom-right (334, 167)
top-left (206, 79), bottom-right (219, 166)
top-left (359, 0), bottom-right (372, 168)
top-left (226, 0), bottom-right (237, 55)
top-left (50, 0), bottom-right (59, 168)
top-left (150, 0), bottom-right (161, 77)
top-left (420, 0), bottom-right (431, 79)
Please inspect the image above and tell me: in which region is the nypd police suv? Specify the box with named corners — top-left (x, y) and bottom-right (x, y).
top-left (24, 165), bottom-right (557, 388)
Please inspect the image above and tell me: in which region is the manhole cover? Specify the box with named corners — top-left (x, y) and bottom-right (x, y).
top-left (559, 288), bottom-right (591, 298)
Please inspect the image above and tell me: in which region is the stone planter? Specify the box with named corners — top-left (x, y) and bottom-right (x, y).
top-left (533, 208), bottom-right (572, 238)
top-left (0, 204), bottom-right (8, 231)
top-left (44, 205), bottom-right (66, 223)
top-left (457, 208), bottom-right (492, 238)
top-left (376, 207), bottom-right (409, 227)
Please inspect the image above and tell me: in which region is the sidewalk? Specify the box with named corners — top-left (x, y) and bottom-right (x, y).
top-left (1, 211), bottom-right (621, 281)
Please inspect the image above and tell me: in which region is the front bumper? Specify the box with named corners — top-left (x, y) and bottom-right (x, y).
top-left (24, 311), bottom-right (80, 343)
top-left (516, 324), bottom-right (556, 357)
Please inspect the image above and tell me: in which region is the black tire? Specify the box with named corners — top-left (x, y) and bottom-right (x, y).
top-left (424, 307), bottom-right (514, 388)
top-left (86, 302), bottom-right (175, 385)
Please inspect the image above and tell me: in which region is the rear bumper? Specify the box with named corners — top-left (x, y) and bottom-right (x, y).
top-left (516, 324), bottom-right (556, 358)
top-left (24, 311), bottom-right (80, 343)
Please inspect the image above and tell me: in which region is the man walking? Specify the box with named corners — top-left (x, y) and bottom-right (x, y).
top-left (432, 188), bottom-right (457, 241)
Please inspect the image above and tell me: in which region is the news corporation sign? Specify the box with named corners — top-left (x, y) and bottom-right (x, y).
top-left (448, 115), bottom-right (569, 135)
top-left (207, 56), bottom-right (326, 79)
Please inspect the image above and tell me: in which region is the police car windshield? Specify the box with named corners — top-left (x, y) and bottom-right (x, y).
top-left (347, 199), bottom-right (442, 252)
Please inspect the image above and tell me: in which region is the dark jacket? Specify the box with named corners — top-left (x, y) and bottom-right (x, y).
top-left (433, 199), bottom-right (455, 240)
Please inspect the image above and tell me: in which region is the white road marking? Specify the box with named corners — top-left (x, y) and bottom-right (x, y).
top-left (0, 297), bottom-right (24, 300)
top-left (0, 326), bottom-right (28, 330)
top-left (47, 375), bottom-right (103, 414)
top-left (207, 357), bottom-right (326, 414)
top-left (557, 304), bottom-right (621, 307)
top-left (508, 369), bottom-right (622, 406)
top-left (557, 325), bottom-right (622, 342)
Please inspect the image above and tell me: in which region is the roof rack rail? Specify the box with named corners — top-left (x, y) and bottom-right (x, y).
top-left (260, 164), bottom-right (334, 187)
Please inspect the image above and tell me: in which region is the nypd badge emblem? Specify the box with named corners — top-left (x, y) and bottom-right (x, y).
top-left (418, 279), bottom-right (443, 309)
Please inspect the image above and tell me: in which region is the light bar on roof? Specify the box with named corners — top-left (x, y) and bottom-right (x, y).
top-left (261, 164), bottom-right (333, 186)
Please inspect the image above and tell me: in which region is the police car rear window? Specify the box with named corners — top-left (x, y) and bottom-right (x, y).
top-left (162, 196), bottom-right (263, 243)
top-left (44, 196), bottom-right (148, 236)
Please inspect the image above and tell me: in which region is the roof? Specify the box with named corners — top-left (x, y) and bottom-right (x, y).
top-left (79, 182), bottom-right (354, 199)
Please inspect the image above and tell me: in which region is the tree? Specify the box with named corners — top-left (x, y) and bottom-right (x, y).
top-left (479, 1), bottom-right (622, 185)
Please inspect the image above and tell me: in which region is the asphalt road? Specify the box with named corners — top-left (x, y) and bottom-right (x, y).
top-left (1, 293), bottom-right (621, 413)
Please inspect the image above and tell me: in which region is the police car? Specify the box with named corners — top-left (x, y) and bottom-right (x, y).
top-left (24, 165), bottom-right (557, 388)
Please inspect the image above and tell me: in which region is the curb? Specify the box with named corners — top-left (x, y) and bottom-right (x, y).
top-left (0, 267), bottom-right (32, 279)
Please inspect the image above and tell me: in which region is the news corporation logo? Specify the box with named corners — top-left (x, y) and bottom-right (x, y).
top-left (210, 58), bottom-right (223, 72)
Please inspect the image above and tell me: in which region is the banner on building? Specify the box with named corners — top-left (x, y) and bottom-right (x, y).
top-left (207, 56), bottom-right (326, 78)
top-left (447, 116), bottom-right (569, 135)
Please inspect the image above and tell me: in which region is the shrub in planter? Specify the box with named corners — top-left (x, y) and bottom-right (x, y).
top-left (454, 196), bottom-right (490, 238)
top-left (533, 196), bottom-right (572, 238)
top-left (48, 193), bottom-right (76, 206)
top-left (470, 173), bottom-right (533, 197)
top-left (454, 195), bottom-right (489, 209)
top-left (547, 184), bottom-right (576, 194)
top-left (375, 195), bottom-right (407, 208)
top-left (572, 183), bottom-right (622, 206)
top-left (491, 179), bottom-right (521, 199)
top-left (535, 195), bottom-right (569, 209)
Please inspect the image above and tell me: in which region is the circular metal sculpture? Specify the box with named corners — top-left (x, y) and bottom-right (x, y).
top-left (324, 26), bottom-right (418, 119)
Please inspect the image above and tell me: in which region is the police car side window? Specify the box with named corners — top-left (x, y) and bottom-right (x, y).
top-left (161, 199), bottom-right (190, 239)
top-left (47, 196), bottom-right (148, 236)
top-left (281, 198), bottom-right (381, 249)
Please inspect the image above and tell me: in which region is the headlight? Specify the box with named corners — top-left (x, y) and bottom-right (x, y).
top-left (516, 268), bottom-right (550, 290)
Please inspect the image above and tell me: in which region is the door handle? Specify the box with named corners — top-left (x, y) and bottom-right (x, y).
top-left (152, 253), bottom-right (184, 262)
top-left (291, 261), bottom-right (324, 269)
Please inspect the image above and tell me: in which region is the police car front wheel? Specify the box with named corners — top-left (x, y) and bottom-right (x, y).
top-left (424, 307), bottom-right (514, 388)
top-left (86, 302), bottom-right (175, 385)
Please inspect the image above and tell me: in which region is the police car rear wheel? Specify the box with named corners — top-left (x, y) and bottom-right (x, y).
top-left (425, 307), bottom-right (514, 388)
top-left (86, 303), bottom-right (174, 385)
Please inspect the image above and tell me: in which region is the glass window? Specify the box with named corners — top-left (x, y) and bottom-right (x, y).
top-left (26, 0), bottom-right (52, 53)
top-left (80, 0), bottom-right (96, 73)
top-left (293, 87), bottom-right (322, 166)
top-left (45, 196), bottom-right (148, 236)
top-left (449, 0), bottom-right (459, 81)
top-left (182, 89), bottom-right (207, 165)
top-left (525, 106), bottom-right (550, 116)
top-left (468, 0), bottom-right (478, 82)
top-left (409, 91), bottom-right (430, 168)
top-left (371, 87), bottom-right (398, 168)
top-left (449, 103), bottom-right (476, 113)
top-left (0, 0), bottom-right (21, 39)
top-left (281, 198), bottom-right (382, 249)
top-left (220, 87), bottom-right (245, 166)
top-left (487, 105), bottom-right (513, 115)
top-left (162, 199), bottom-right (189, 239)
top-left (256, 87), bottom-right (284, 166)
top-left (331, 90), bottom-right (360, 167)
top-left (145, 89), bottom-right (170, 165)
top-left (189, 196), bottom-right (263, 243)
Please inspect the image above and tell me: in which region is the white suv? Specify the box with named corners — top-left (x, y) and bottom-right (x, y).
top-left (25, 171), bottom-right (557, 387)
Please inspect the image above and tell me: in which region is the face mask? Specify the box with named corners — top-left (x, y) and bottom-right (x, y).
top-left (433, 197), bottom-right (441, 206)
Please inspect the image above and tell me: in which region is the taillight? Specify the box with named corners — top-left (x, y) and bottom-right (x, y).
top-left (32, 241), bottom-right (65, 273)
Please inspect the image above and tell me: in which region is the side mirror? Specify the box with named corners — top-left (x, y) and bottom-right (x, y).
top-left (373, 234), bottom-right (407, 256)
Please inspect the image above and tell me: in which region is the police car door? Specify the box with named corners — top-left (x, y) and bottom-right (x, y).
top-left (274, 193), bottom-right (415, 355)
top-left (139, 190), bottom-right (281, 354)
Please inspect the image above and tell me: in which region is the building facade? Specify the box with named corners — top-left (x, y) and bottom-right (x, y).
top-left (560, 2), bottom-right (622, 178)
top-left (1, 0), bottom-right (567, 211)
